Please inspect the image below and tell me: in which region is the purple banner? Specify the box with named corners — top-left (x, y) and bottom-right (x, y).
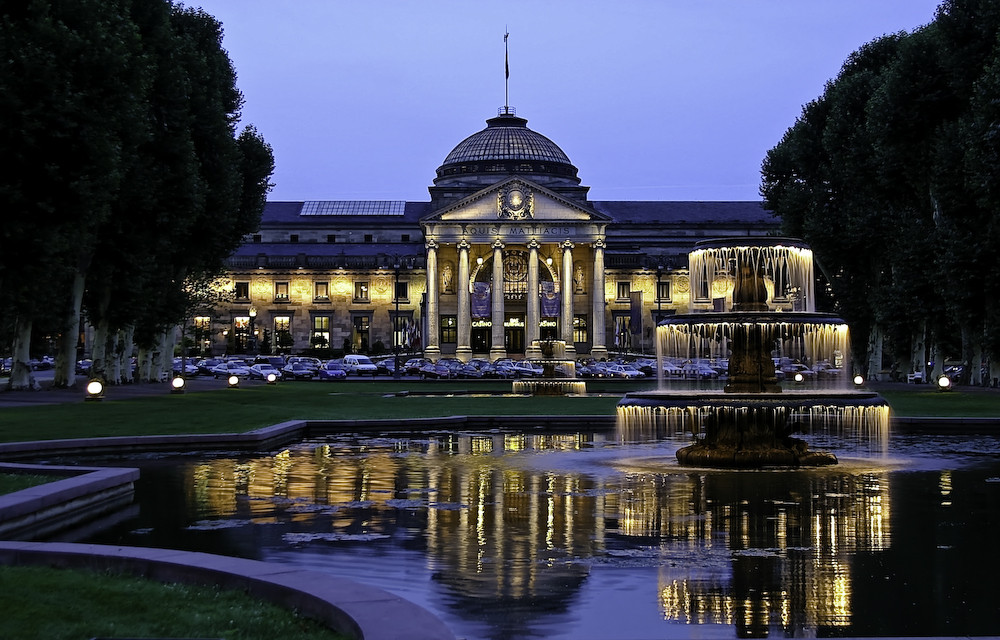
top-left (471, 282), bottom-right (491, 318)
top-left (540, 281), bottom-right (560, 317)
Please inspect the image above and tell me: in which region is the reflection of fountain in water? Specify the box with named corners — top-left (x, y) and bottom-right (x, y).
top-left (618, 238), bottom-right (890, 467)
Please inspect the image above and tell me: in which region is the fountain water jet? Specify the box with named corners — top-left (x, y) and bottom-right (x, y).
top-left (618, 238), bottom-right (889, 467)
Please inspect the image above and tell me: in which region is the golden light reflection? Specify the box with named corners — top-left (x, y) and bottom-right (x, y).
top-left (176, 431), bottom-right (894, 637)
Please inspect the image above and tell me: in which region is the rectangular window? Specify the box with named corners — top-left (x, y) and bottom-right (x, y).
top-left (273, 316), bottom-right (292, 352)
top-left (353, 315), bottom-right (370, 352)
top-left (573, 314), bottom-right (588, 343)
top-left (252, 234), bottom-right (262, 243)
top-left (274, 282), bottom-right (289, 302)
top-left (616, 281), bottom-right (631, 301)
top-left (234, 281), bottom-right (250, 301)
top-left (311, 315), bottom-right (331, 350)
top-left (392, 314), bottom-right (409, 350)
top-left (613, 314), bottom-right (632, 351)
top-left (354, 281), bottom-right (369, 302)
top-left (440, 315), bottom-right (457, 343)
top-left (364, 234), bottom-right (373, 243)
top-left (401, 234), bottom-right (410, 242)
top-left (314, 281), bottom-right (330, 301)
top-left (326, 234), bottom-right (336, 243)
top-left (656, 280), bottom-right (671, 302)
top-left (394, 281), bottom-right (408, 302)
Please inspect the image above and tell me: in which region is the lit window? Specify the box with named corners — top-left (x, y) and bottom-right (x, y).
top-left (311, 315), bottom-right (331, 350)
top-left (354, 281), bottom-right (369, 302)
top-left (440, 315), bottom-right (457, 343)
top-left (274, 282), bottom-right (289, 302)
top-left (573, 315), bottom-right (588, 343)
top-left (314, 281), bottom-right (329, 301)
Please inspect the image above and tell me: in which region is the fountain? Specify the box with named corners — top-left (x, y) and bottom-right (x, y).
top-left (618, 237), bottom-right (889, 467)
top-left (511, 339), bottom-right (586, 395)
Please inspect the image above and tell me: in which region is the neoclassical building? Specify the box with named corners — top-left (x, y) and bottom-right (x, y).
top-left (207, 109), bottom-right (777, 361)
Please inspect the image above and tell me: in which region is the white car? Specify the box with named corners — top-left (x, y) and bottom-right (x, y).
top-left (248, 363), bottom-right (283, 381)
top-left (603, 363), bottom-right (646, 379)
top-left (211, 361), bottom-right (251, 378)
top-left (342, 354), bottom-right (378, 376)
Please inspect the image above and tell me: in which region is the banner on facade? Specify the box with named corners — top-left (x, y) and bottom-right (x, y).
top-left (404, 319), bottom-right (421, 349)
top-left (629, 290), bottom-right (643, 333)
top-left (540, 281), bottom-right (560, 317)
top-left (471, 282), bottom-right (491, 318)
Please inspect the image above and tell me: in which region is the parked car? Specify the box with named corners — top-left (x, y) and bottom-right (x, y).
top-left (211, 361), bottom-right (251, 378)
top-left (682, 361), bottom-right (719, 379)
top-left (281, 362), bottom-right (316, 380)
top-left (317, 360), bottom-right (347, 381)
top-left (404, 358), bottom-right (430, 375)
top-left (248, 363), bottom-right (283, 381)
top-left (781, 363), bottom-right (816, 380)
top-left (198, 358), bottom-right (225, 376)
top-left (172, 358), bottom-right (200, 377)
top-left (342, 354), bottom-right (378, 376)
top-left (510, 360), bottom-right (544, 378)
top-left (253, 355), bottom-right (287, 368)
top-left (287, 356), bottom-right (322, 371)
top-left (374, 358), bottom-right (397, 376)
top-left (662, 361), bottom-right (685, 377)
top-left (603, 363), bottom-right (646, 379)
top-left (75, 359), bottom-right (93, 375)
top-left (419, 361), bottom-right (453, 379)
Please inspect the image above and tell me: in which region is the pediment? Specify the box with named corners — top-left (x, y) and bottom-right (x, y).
top-left (422, 178), bottom-right (610, 224)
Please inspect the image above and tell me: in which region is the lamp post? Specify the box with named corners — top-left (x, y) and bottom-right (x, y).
top-left (248, 306), bottom-right (257, 355)
top-left (655, 264), bottom-right (663, 324)
top-left (393, 259), bottom-right (401, 380)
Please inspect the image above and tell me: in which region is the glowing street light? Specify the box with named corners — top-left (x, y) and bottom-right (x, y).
top-left (170, 376), bottom-right (186, 394)
top-left (266, 372), bottom-right (278, 385)
top-left (227, 375), bottom-right (240, 388)
top-left (85, 379), bottom-right (105, 401)
top-left (937, 375), bottom-right (952, 392)
top-left (853, 374), bottom-right (865, 387)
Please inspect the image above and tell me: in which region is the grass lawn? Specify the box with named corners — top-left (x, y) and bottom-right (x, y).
top-left (0, 564), bottom-right (347, 640)
top-left (1, 380), bottom-right (999, 443)
top-left (0, 473), bottom-right (61, 495)
top-left (0, 380), bottom-right (635, 442)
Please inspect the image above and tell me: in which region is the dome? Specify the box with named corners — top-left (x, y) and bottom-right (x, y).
top-left (434, 112), bottom-right (581, 186)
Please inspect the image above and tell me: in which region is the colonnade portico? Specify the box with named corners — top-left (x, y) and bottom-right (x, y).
top-left (421, 239), bottom-right (610, 362)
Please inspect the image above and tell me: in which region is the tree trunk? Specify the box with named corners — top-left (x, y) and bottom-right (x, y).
top-left (119, 326), bottom-right (135, 384)
top-left (866, 324), bottom-right (883, 380)
top-left (106, 330), bottom-right (122, 384)
top-left (136, 346), bottom-right (153, 383)
top-left (151, 331), bottom-right (167, 382)
top-left (53, 271), bottom-right (86, 388)
top-left (7, 317), bottom-right (39, 391)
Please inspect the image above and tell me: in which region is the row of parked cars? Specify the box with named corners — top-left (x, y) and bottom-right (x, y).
top-left (180, 353), bottom-right (391, 381)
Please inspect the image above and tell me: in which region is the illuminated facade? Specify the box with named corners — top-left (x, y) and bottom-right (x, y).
top-left (211, 110), bottom-right (777, 359)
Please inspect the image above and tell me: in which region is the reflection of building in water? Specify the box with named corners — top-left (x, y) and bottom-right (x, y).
top-left (646, 472), bottom-right (890, 637)
top-left (181, 433), bottom-right (890, 637)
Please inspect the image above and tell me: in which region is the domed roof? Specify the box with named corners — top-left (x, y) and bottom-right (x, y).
top-left (442, 113), bottom-right (572, 165)
top-left (434, 111), bottom-right (581, 186)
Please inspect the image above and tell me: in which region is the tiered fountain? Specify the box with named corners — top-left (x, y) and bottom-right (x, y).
top-left (618, 238), bottom-right (889, 467)
top-left (512, 339), bottom-right (586, 395)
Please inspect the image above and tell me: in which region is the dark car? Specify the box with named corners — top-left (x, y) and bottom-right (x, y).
top-left (317, 360), bottom-right (347, 381)
top-left (404, 358), bottom-right (431, 375)
top-left (281, 362), bottom-right (315, 380)
top-left (197, 358), bottom-right (224, 376)
top-left (418, 362), bottom-right (452, 379)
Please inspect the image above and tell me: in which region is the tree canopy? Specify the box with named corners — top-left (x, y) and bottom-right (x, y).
top-left (0, 0), bottom-right (274, 388)
top-left (761, 0), bottom-right (1000, 382)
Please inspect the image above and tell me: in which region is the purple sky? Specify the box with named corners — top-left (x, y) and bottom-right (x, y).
top-left (192, 1), bottom-right (943, 203)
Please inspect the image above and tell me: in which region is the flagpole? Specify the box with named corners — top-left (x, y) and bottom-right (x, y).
top-left (504, 29), bottom-right (509, 113)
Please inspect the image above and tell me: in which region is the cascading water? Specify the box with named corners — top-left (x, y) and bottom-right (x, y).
top-left (618, 237), bottom-right (889, 467)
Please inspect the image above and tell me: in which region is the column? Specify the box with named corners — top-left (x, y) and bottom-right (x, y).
top-left (456, 240), bottom-right (472, 362)
top-left (490, 240), bottom-right (506, 361)
top-left (525, 240), bottom-right (542, 358)
top-left (424, 239), bottom-right (440, 360)
top-left (590, 238), bottom-right (608, 360)
top-left (560, 240), bottom-right (576, 358)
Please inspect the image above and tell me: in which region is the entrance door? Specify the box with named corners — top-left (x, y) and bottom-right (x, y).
top-left (472, 324), bottom-right (491, 353)
top-left (504, 314), bottom-right (525, 354)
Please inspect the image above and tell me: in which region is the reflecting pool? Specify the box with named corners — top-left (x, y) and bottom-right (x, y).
top-left (86, 427), bottom-right (1000, 640)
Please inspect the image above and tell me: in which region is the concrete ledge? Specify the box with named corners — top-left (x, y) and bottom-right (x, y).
top-left (0, 541), bottom-right (457, 640)
top-left (0, 464), bottom-right (138, 540)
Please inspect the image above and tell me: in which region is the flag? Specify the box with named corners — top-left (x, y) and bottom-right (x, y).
top-left (504, 31), bottom-right (509, 79)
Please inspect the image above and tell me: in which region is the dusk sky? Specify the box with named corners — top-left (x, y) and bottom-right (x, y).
top-left (192, 1), bottom-right (944, 203)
